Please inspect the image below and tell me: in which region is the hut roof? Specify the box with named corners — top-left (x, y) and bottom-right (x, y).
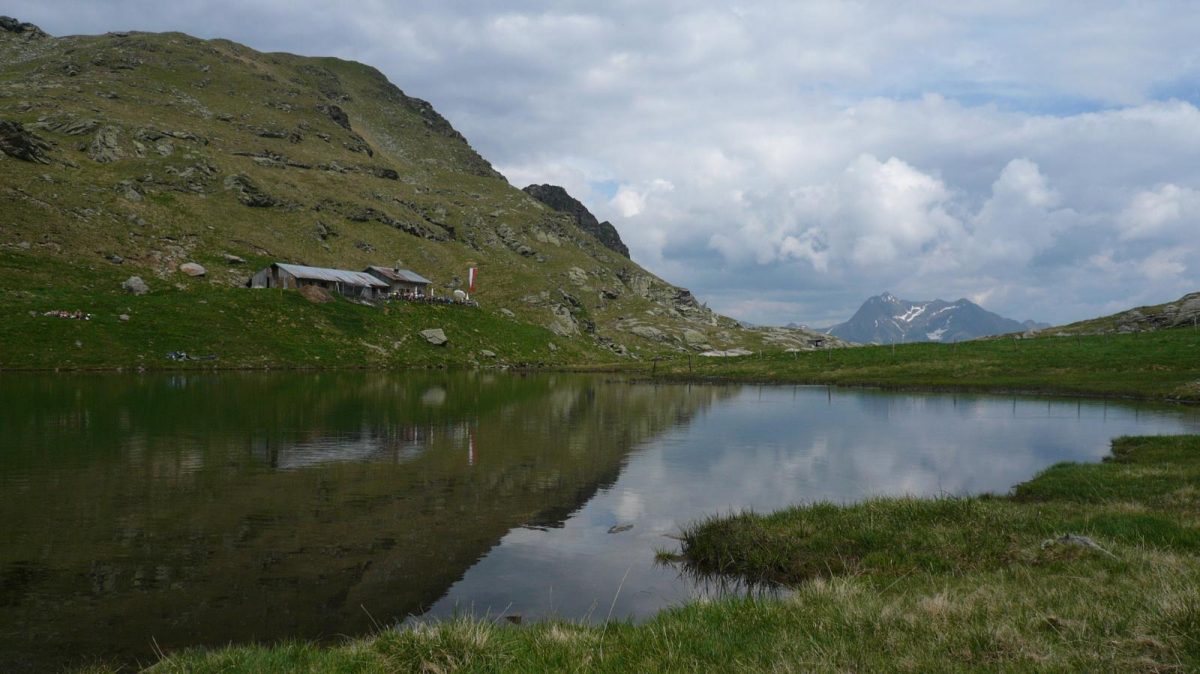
top-left (365, 266), bottom-right (432, 285)
top-left (276, 263), bottom-right (388, 288)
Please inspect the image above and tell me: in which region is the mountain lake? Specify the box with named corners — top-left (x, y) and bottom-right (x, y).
top-left (2, 372), bottom-right (1198, 671)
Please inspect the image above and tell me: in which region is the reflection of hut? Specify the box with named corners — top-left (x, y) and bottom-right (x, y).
top-left (364, 266), bottom-right (432, 296)
top-left (249, 263), bottom-right (388, 300)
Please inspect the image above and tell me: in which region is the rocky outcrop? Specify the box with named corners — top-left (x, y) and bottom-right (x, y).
top-left (495, 224), bottom-right (535, 256)
top-left (33, 116), bottom-right (99, 137)
top-left (87, 126), bottom-right (123, 163)
top-left (0, 16), bottom-right (47, 39)
top-left (317, 104), bottom-right (352, 130)
top-left (223, 173), bottom-right (279, 207)
top-left (548, 304), bottom-right (581, 337)
top-left (523, 184), bottom-right (630, 258)
top-left (0, 120), bottom-right (52, 163)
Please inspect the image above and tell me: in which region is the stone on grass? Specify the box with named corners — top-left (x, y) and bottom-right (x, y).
top-left (631, 325), bottom-right (665, 341)
top-left (420, 328), bottom-right (448, 346)
top-left (699, 348), bottom-right (753, 358)
top-left (179, 262), bottom-right (206, 277)
top-left (121, 276), bottom-right (149, 295)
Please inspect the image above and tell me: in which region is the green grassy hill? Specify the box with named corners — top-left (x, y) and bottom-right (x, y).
top-left (1048, 291), bottom-right (1200, 335)
top-left (0, 21), bottom-right (836, 369)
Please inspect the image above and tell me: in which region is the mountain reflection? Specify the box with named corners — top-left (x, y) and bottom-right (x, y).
top-left (0, 373), bottom-right (731, 673)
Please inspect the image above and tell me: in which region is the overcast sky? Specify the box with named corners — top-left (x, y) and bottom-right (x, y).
top-left (10, 1), bottom-right (1200, 326)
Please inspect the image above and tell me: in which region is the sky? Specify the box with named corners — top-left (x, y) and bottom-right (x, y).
top-left (9, 1), bottom-right (1200, 326)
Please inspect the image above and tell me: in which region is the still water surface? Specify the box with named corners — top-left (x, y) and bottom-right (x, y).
top-left (2, 372), bottom-right (1197, 671)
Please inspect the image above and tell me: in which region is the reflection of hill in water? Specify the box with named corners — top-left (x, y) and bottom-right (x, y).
top-left (0, 373), bottom-right (733, 673)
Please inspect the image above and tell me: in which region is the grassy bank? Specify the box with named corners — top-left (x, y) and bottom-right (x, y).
top-left (81, 435), bottom-right (1200, 672)
top-left (0, 250), bottom-right (614, 370)
top-left (651, 328), bottom-right (1200, 402)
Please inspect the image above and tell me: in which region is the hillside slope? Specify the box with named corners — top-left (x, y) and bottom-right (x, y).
top-left (0, 19), bottom-right (836, 369)
top-left (1049, 291), bottom-right (1200, 335)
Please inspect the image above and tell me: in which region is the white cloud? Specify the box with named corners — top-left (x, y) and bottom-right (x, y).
top-left (1118, 184), bottom-right (1200, 241)
top-left (609, 179), bottom-right (673, 218)
top-left (967, 158), bottom-right (1073, 264)
top-left (1139, 249), bottom-right (1188, 281)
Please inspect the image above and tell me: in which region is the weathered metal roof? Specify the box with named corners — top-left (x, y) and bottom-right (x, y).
top-left (275, 263), bottom-right (388, 288)
top-left (365, 266), bottom-right (432, 285)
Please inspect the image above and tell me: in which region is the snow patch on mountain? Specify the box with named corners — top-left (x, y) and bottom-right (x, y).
top-left (895, 304), bottom-right (927, 322)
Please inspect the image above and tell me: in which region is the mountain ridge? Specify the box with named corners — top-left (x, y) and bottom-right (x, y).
top-left (827, 292), bottom-right (1039, 344)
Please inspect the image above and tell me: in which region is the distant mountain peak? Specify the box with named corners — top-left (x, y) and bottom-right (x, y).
top-left (829, 293), bottom-right (1027, 344)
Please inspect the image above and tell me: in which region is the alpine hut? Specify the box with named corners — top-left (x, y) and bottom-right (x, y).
top-left (249, 263), bottom-right (388, 300)
top-left (364, 266), bottom-right (433, 297)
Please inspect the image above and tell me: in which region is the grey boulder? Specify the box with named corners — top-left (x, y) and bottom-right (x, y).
top-left (420, 328), bottom-right (448, 346)
top-left (121, 276), bottom-right (149, 295)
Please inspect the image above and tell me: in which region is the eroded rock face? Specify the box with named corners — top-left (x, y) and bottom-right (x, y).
top-left (548, 304), bottom-right (581, 337)
top-left (0, 121), bottom-right (53, 163)
top-left (87, 126), bottom-right (123, 164)
top-left (34, 117), bottom-right (100, 136)
top-left (223, 174), bottom-right (278, 207)
top-left (317, 104), bottom-right (352, 130)
top-left (523, 184), bottom-right (630, 258)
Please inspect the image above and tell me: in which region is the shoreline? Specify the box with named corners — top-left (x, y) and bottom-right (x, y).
top-left (76, 434), bottom-right (1200, 672)
top-left (4, 357), bottom-right (1198, 406)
